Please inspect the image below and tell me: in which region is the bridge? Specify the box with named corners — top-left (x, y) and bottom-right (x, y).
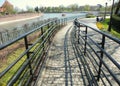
top-left (0, 16), bottom-right (120, 86)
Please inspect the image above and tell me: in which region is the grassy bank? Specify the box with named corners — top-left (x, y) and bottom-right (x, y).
top-left (96, 18), bottom-right (120, 39)
top-left (0, 32), bottom-right (40, 85)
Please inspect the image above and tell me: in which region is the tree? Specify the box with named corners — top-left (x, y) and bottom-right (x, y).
top-left (97, 4), bottom-right (102, 11)
top-left (84, 5), bottom-right (90, 11)
top-left (67, 4), bottom-right (79, 11)
top-left (59, 5), bottom-right (64, 12)
top-left (39, 7), bottom-right (45, 12)
top-left (26, 6), bottom-right (34, 12)
top-left (115, 0), bottom-right (120, 15)
top-left (13, 7), bottom-right (21, 14)
top-left (35, 6), bottom-right (39, 13)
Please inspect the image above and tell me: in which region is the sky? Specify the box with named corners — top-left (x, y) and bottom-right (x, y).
top-left (0, 0), bottom-right (113, 10)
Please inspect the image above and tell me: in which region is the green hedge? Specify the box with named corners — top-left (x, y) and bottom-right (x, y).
top-left (86, 13), bottom-right (95, 18)
top-left (112, 15), bottom-right (120, 32)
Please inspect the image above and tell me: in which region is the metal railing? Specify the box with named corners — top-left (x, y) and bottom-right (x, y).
top-left (72, 21), bottom-right (120, 86)
top-left (0, 16), bottom-right (81, 86)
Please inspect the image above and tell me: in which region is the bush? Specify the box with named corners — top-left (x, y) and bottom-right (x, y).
top-left (96, 22), bottom-right (104, 30)
top-left (112, 15), bottom-right (120, 32)
top-left (86, 13), bottom-right (95, 18)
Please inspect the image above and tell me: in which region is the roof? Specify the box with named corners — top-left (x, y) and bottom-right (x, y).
top-left (1, 0), bottom-right (13, 8)
top-left (0, 0), bottom-right (13, 12)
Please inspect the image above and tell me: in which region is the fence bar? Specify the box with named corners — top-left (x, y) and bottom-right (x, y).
top-left (84, 26), bottom-right (88, 55)
top-left (24, 36), bottom-right (33, 77)
top-left (97, 35), bottom-right (105, 81)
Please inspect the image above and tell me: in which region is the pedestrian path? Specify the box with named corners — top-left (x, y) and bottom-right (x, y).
top-left (36, 22), bottom-right (86, 86)
top-left (36, 19), bottom-right (120, 86)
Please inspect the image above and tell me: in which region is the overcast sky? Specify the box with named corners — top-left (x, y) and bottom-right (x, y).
top-left (0, 0), bottom-right (113, 10)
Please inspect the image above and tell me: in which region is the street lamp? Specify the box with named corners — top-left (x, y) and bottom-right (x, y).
top-left (108, 0), bottom-right (115, 32)
top-left (104, 2), bottom-right (108, 20)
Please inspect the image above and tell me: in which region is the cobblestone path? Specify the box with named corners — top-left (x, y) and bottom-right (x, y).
top-left (36, 18), bottom-right (120, 86)
top-left (36, 23), bottom-right (85, 86)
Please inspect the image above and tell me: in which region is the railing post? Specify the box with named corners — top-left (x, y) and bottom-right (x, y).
top-left (24, 36), bottom-right (33, 77)
top-left (65, 18), bottom-right (67, 25)
top-left (41, 27), bottom-right (45, 51)
top-left (62, 19), bottom-right (64, 26)
top-left (0, 32), bottom-right (3, 45)
top-left (97, 35), bottom-right (105, 81)
top-left (55, 19), bottom-right (57, 27)
top-left (63, 18), bottom-right (64, 25)
top-left (74, 26), bottom-right (77, 38)
top-left (48, 23), bottom-right (51, 45)
top-left (84, 26), bottom-right (88, 55)
top-left (52, 21), bottom-right (54, 29)
top-left (78, 25), bottom-right (80, 44)
top-left (59, 19), bottom-right (61, 29)
top-left (6, 30), bottom-right (9, 41)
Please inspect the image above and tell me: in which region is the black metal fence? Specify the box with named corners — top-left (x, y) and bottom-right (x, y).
top-left (1, 15), bottom-right (119, 86)
top-left (0, 16), bottom-right (81, 86)
top-left (73, 21), bottom-right (120, 86)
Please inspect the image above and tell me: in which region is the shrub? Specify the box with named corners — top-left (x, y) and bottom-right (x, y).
top-left (86, 13), bottom-right (95, 18)
top-left (112, 15), bottom-right (120, 32)
top-left (96, 22), bottom-right (104, 30)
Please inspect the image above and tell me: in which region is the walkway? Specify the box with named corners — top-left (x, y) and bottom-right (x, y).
top-left (36, 22), bottom-right (85, 86)
top-left (36, 18), bottom-right (120, 86)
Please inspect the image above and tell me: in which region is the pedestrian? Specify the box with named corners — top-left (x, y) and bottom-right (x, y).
top-left (74, 18), bottom-right (80, 27)
top-left (96, 16), bottom-right (99, 22)
top-left (74, 18), bottom-right (78, 25)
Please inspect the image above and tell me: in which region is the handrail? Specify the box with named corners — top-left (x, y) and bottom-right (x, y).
top-left (0, 19), bottom-right (57, 50)
top-left (78, 21), bottom-right (120, 44)
top-left (73, 20), bottom-right (120, 85)
top-left (0, 15), bottom-right (82, 86)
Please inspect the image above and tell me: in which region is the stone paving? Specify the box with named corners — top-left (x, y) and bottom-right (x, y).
top-left (36, 18), bottom-right (120, 86)
top-left (36, 23), bottom-right (85, 86)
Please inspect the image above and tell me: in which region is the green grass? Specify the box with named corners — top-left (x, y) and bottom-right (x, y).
top-left (86, 13), bottom-right (95, 18)
top-left (97, 18), bottom-right (120, 39)
top-left (0, 25), bottom-right (56, 85)
top-left (0, 31), bottom-right (44, 85)
top-left (0, 48), bottom-right (27, 86)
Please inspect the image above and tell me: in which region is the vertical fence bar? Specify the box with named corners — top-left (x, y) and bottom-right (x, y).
top-left (62, 19), bottom-right (64, 26)
top-left (64, 18), bottom-right (65, 25)
top-left (0, 32), bottom-right (3, 45)
top-left (84, 26), bottom-right (88, 55)
top-left (6, 30), bottom-right (10, 41)
top-left (48, 24), bottom-right (51, 45)
top-left (41, 27), bottom-right (44, 51)
top-left (65, 18), bottom-right (66, 25)
top-left (59, 19), bottom-right (61, 29)
top-left (66, 18), bottom-right (67, 25)
top-left (97, 35), bottom-right (105, 81)
top-left (78, 24), bottom-right (80, 44)
top-left (24, 36), bottom-right (33, 77)
top-left (74, 26), bottom-right (77, 38)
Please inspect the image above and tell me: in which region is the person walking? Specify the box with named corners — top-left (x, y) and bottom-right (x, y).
top-left (96, 16), bottom-right (99, 22)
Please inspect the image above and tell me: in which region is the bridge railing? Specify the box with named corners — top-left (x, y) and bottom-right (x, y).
top-left (0, 16), bottom-right (81, 86)
top-left (74, 21), bottom-right (120, 86)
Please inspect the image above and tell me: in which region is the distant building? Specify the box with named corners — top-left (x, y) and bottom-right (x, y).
top-left (0, 0), bottom-right (14, 14)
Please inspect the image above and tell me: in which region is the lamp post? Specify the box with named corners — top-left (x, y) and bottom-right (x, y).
top-left (104, 2), bottom-right (108, 20)
top-left (108, 0), bottom-right (115, 32)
